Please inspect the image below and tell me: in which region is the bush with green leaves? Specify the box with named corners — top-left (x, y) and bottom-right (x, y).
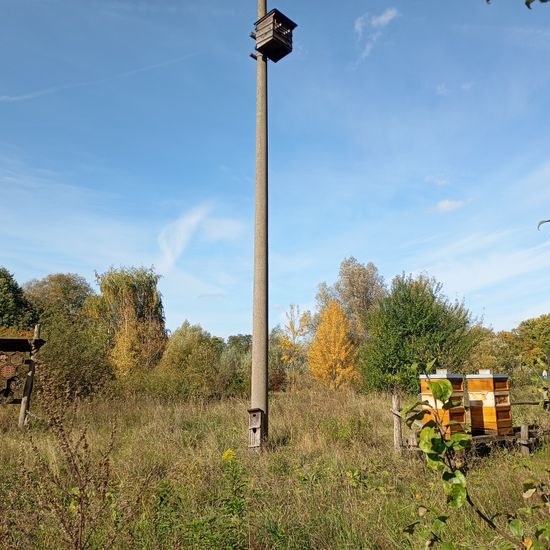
top-left (360, 274), bottom-right (477, 393)
top-left (24, 273), bottom-right (113, 398)
top-left (157, 321), bottom-right (226, 398)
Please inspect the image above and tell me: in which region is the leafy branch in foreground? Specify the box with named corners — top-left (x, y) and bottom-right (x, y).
top-left (487, 0), bottom-right (550, 9)
top-left (403, 364), bottom-right (549, 549)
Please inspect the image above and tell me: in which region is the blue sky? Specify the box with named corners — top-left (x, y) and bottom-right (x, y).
top-left (1, 0), bottom-right (550, 337)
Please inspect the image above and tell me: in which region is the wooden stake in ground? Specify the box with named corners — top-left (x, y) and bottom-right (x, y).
top-left (392, 393), bottom-right (403, 454)
top-left (18, 324), bottom-right (41, 429)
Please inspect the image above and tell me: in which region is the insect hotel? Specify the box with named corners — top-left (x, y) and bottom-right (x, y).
top-left (466, 369), bottom-right (512, 435)
top-left (0, 326), bottom-right (44, 428)
top-left (419, 369), bottom-right (466, 437)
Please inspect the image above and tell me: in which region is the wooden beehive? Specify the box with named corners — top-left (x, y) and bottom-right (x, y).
top-left (254, 9), bottom-right (297, 63)
top-left (419, 370), bottom-right (466, 438)
top-left (466, 370), bottom-right (512, 435)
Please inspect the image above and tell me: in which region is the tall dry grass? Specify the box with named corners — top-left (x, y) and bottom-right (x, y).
top-left (0, 387), bottom-right (547, 549)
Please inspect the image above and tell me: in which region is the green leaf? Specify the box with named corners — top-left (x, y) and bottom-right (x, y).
top-left (454, 469), bottom-right (467, 486)
top-left (432, 515), bottom-right (449, 530)
top-left (442, 470), bottom-right (466, 487)
top-left (534, 520), bottom-right (550, 539)
top-left (429, 379), bottom-right (453, 404)
top-left (419, 426), bottom-right (438, 454)
top-left (509, 518), bottom-right (523, 539)
top-left (402, 401), bottom-right (423, 416)
top-left (439, 543), bottom-right (455, 550)
top-left (446, 483), bottom-right (467, 508)
top-left (405, 411), bottom-right (426, 428)
top-left (426, 453), bottom-right (445, 471)
top-left (447, 433), bottom-right (471, 450)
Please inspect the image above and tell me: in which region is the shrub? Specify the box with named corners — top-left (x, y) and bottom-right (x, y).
top-left (360, 274), bottom-right (476, 393)
top-left (158, 321), bottom-right (225, 398)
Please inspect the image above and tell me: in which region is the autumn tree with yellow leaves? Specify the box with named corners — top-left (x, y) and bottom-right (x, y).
top-left (88, 267), bottom-right (167, 376)
top-left (307, 300), bottom-right (358, 389)
top-left (279, 304), bottom-right (311, 388)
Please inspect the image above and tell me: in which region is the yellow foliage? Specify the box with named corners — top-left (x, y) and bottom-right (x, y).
top-left (280, 305), bottom-right (310, 366)
top-left (307, 300), bottom-right (358, 389)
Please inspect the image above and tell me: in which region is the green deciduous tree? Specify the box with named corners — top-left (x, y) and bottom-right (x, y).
top-left (25, 273), bottom-right (93, 320)
top-left (360, 274), bottom-right (477, 393)
top-left (463, 326), bottom-right (518, 375)
top-left (219, 335), bottom-right (252, 396)
top-left (514, 314), bottom-right (550, 367)
top-left (24, 273), bottom-right (112, 397)
top-left (158, 321), bottom-right (226, 398)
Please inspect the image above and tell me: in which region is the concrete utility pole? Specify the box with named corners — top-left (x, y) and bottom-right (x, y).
top-left (250, 0), bottom-right (269, 446)
top-left (248, 1), bottom-right (296, 450)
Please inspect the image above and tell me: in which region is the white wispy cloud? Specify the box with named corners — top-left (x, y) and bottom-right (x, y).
top-left (157, 205), bottom-right (245, 272)
top-left (461, 82), bottom-right (474, 92)
top-left (0, 54), bottom-right (196, 103)
top-left (435, 199), bottom-right (465, 212)
top-left (371, 8), bottom-right (399, 28)
top-left (426, 175), bottom-right (449, 186)
top-left (353, 7), bottom-right (399, 65)
top-left (359, 32), bottom-right (382, 60)
top-left (157, 204), bottom-right (212, 272)
top-left (354, 14), bottom-right (367, 40)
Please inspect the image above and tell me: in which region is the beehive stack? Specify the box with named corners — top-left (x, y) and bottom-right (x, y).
top-left (466, 370), bottom-right (512, 435)
top-left (419, 369), bottom-right (466, 438)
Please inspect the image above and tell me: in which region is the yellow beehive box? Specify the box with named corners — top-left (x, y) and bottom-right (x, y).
top-left (419, 370), bottom-right (466, 438)
top-left (466, 370), bottom-right (512, 435)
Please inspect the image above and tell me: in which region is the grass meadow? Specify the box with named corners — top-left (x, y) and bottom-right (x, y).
top-left (0, 388), bottom-right (548, 549)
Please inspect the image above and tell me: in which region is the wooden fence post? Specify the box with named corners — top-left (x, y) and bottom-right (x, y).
top-left (392, 393), bottom-right (402, 454)
top-left (520, 423), bottom-right (530, 457)
top-left (18, 324), bottom-right (40, 429)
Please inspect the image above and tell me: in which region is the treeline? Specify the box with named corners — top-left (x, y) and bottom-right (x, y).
top-left (0, 259), bottom-right (548, 399)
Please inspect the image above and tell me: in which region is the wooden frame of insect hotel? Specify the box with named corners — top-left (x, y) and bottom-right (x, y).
top-left (419, 369), bottom-right (466, 438)
top-left (466, 369), bottom-right (512, 435)
top-left (254, 9), bottom-right (297, 63)
top-left (0, 326), bottom-right (45, 428)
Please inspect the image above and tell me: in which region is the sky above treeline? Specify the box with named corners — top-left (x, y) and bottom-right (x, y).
top-left (1, 0), bottom-right (550, 337)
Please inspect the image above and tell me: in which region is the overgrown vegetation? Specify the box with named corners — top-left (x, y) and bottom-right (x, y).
top-left (1, 260), bottom-right (549, 549)
top-left (404, 371), bottom-right (550, 549)
top-left (0, 389), bottom-right (547, 549)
